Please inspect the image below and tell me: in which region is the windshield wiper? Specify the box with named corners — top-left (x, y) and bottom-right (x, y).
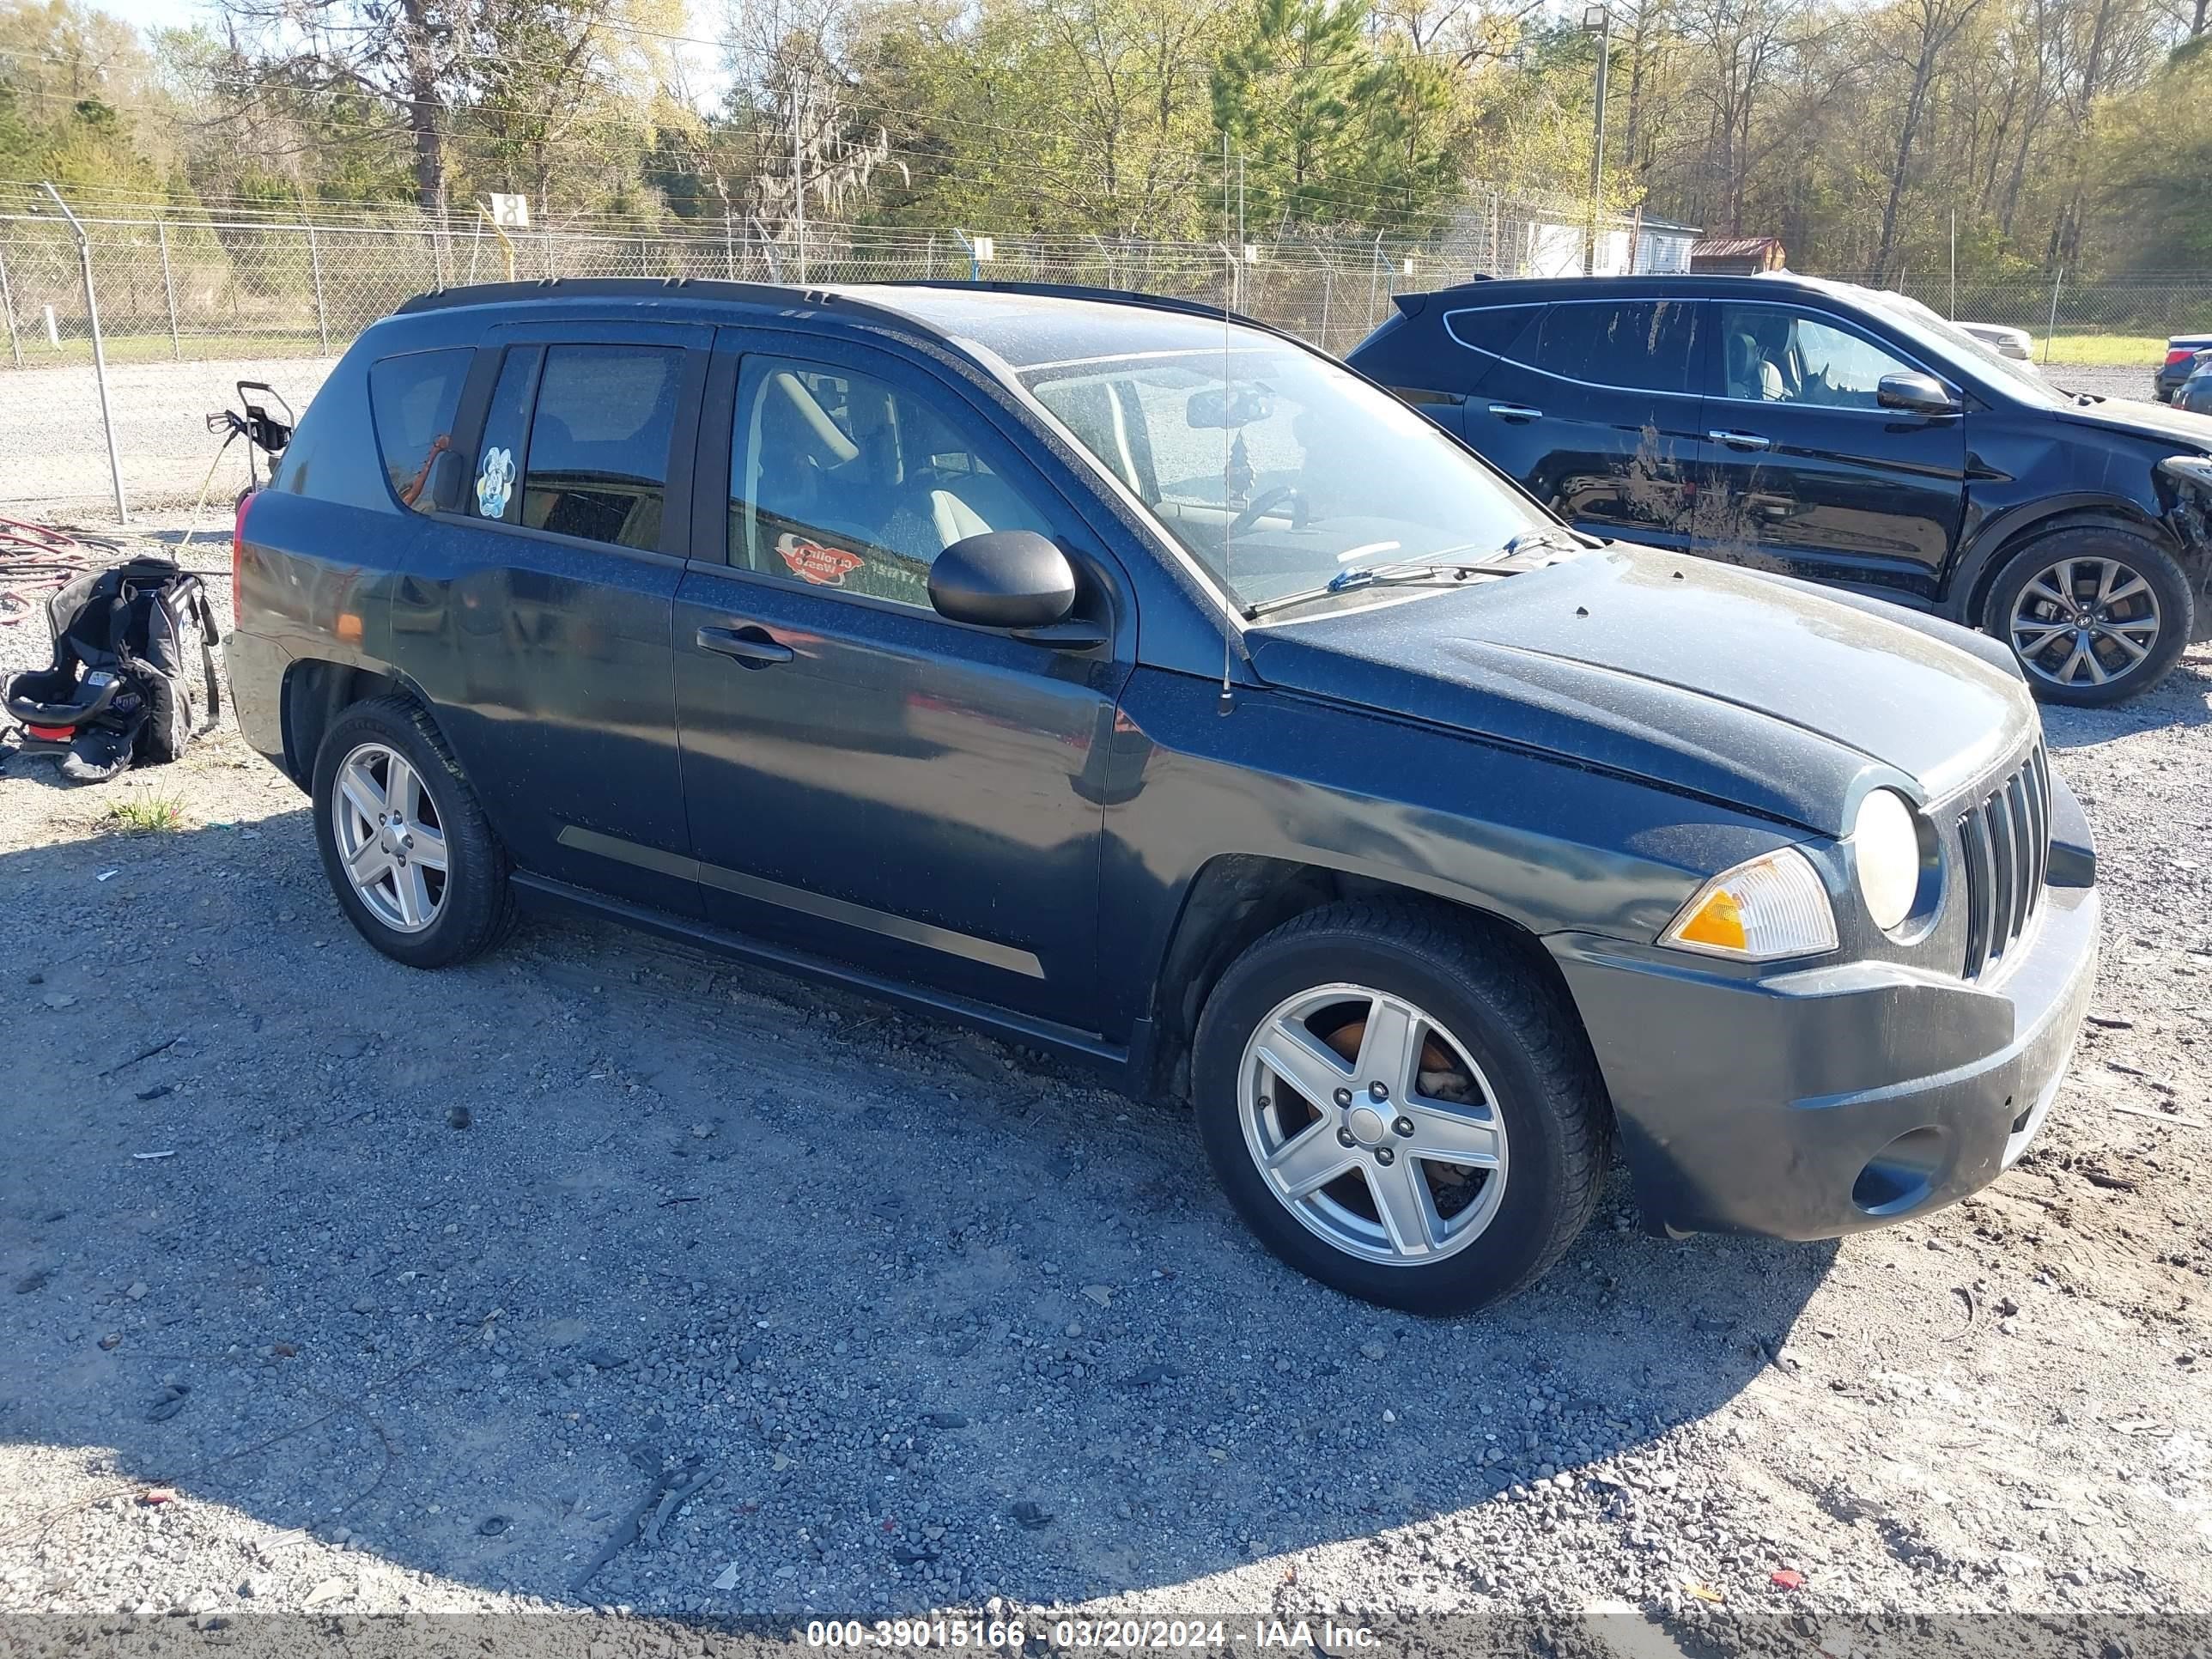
top-left (1504, 527), bottom-right (1598, 556)
top-left (1243, 556), bottom-right (1519, 619)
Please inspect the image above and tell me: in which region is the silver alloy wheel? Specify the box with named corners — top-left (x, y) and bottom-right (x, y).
top-left (1237, 983), bottom-right (1508, 1267)
top-left (331, 741), bottom-right (449, 933)
top-left (2008, 556), bottom-right (2162, 690)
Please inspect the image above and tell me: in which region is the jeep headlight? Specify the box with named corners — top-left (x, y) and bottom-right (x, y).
top-left (1851, 787), bottom-right (1923, 933)
top-left (1661, 848), bottom-right (1838, 961)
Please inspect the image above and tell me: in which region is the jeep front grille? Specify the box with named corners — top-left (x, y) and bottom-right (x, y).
top-left (1957, 745), bottom-right (2051, 981)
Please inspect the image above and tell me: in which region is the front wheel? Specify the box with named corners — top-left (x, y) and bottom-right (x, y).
top-left (1984, 528), bottom-right (2194, 706)
top-left (1191, 902), bottom-right (1612, 1315)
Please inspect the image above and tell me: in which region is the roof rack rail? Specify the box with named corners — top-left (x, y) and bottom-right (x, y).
top-left (389, 275), bottom-right (923, 333)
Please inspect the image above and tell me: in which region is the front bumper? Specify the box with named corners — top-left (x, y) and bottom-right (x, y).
top-left (1550, 830), bottom-right (2099, 1243)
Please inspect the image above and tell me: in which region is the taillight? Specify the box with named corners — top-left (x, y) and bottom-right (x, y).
top-left (232, 490), bottom-right (253, 615)
top-left (2166, 348), bottom-right (2196, 366)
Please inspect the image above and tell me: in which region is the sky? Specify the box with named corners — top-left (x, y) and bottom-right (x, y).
top-left (88, 0), bottom-right (205, 35)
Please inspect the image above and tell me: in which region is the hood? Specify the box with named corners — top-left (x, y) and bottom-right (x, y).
top-left (1245, 546), bottom-right (2035, 836)
top-left (2055, 392), bottom-right (2212, 450)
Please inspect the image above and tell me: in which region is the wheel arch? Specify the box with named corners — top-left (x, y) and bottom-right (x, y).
top-left (279, 658), bottom-right (447, 788)
top-left (1137, 854), bottom-right (1584, 1105)
top-left (1952, 498), bottom-right (2186, 629)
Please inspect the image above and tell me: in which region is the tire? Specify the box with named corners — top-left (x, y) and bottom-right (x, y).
top-left (1982, 526), bottom-right (2195, 706)
top-left (311, 694), bottom-right (518, 969)
top-left (1191, 901), bottom-right (1611, 1315)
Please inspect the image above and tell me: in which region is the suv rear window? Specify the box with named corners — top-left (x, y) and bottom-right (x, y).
top-left (1534, 301), bottom-right (1701, 393)
top-left (368, 349), bottom-right (471, 513)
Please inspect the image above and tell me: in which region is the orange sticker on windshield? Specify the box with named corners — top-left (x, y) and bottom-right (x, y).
top-left (781, 538), bottom-right (866, 586)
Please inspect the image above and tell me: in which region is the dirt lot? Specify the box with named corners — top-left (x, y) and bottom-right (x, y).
top-left (0, 520), bottom-right (2208, 1658)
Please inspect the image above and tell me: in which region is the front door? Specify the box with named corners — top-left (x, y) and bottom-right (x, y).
top-left (1696, 301), bottom-right (1967, 605)
top-left (390, 323), bottom-right (707, 915)
top-left (669, 331), bottom-right (1132, 1032)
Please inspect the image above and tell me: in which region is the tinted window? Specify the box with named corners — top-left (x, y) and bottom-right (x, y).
top-left (471, 346), bottom-right (539, 524)
top-left (1534, 301), bottom-right (1700, 392)
top-left (368, 348), bottom-right (470, 513)
top-left (518, 345), bottom-right (684, 550)
top-left (1444, 304), bottom-right (1542, 360)
top-left (1718, 305), bottom-right (1913, 408)
top-left (732, 356), bottom-right (1054, 611)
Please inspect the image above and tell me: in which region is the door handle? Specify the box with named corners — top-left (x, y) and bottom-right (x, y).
top-left (696, 623), bottom-right (793, 668)
top-left (1708, 429), bottom-right (1772, 451)
top-left (1488, 403), bottom-right (1545, 422)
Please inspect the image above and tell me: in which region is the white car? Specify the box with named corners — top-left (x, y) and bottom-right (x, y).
top-left (1957, 321), bottom-right (2036, 363)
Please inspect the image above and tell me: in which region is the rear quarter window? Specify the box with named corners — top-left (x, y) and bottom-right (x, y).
top-left (1442, 304), bottom-right (1545, 362)
top-left (367, 349), bottom-right (471, 513)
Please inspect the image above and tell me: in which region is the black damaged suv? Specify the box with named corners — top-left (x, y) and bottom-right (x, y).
top-left (231, 278), bottom-right (2098, 1312)
top-left (1349, 272), bottom-right (2212, 704)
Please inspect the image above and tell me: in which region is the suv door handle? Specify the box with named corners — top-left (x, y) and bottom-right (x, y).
top-left (1488, 403), bottom-right (1544, 422)
top-left (1708, 429), bottom-right (1772, 451)
top-left (696, 624), bottom-right (793, 668)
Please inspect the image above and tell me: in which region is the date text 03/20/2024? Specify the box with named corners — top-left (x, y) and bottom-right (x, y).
top-left (802, 1620), bottom-right (1379, 1650)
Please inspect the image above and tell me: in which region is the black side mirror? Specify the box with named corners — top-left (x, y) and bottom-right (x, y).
top-left (929, 531), bottom-right (1077, 629)
top-left (1877, 371), bottom-right (1960, 416)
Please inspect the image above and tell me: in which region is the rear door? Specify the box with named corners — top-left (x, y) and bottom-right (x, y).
top-left (390, 319), bottom-right (708, 915)
top-left (1456, 298), bottom-right (1705, 551)
top-left (1696, 301), bottom-right (1966, 604)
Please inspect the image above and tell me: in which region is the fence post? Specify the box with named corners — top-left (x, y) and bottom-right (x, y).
top-left (2045, 267), bottom-right (2063, 365)
top-left (1365, 231), bottom-right (1383, 329)
top-left (41, 184), bottom-right (126, 524)
top-left (0, 239), bottom-right (21, 370)
top-left (157, 220), bottom-right (181, 362)
top-left (545, 230), bottom-right (556, 279)
top-left (724, 210), bottom-right (737, 282)
top-left (307, 222), bottom-right (329, 355)
top-left (1319, 265), bottom-right (1333, 352)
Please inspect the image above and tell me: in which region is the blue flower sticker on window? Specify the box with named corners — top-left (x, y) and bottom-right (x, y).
top-left (475, 446), bottom-right (514, 519)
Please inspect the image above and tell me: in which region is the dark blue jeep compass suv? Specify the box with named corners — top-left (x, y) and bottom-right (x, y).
top-left (1348, 272), bottom-right (2212, 705)
top-left (229, 277), bottom-right (2098, 1312)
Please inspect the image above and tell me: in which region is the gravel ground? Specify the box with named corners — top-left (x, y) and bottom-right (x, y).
top-left (1, 511), bottom-right (2209, 1654)
top-left (0, 358), bottom-right (334, 516)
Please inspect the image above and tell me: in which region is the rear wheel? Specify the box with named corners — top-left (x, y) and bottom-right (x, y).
top-left (312, 696), bottom-right (517, 968)
top-left (1192, 902), bottom-right (1611, 1314)
top-left (1984, 527), bottom-right (2193, 706)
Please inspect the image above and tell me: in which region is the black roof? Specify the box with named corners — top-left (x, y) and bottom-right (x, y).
top-left (392, 275), bottom-right (1288, 340)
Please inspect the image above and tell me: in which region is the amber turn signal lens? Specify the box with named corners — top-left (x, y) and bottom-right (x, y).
top-left (1673, 889), bottom-right (1748, 952)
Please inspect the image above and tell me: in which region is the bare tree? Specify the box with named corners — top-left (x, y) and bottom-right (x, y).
top-left (1869, 0), bottom-right (1983, 281)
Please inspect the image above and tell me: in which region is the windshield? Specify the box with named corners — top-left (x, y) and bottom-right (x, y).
top-left (1857, 287), bottom-right (2064, 403)
top-left (1016, 336), bottom-right (1547, 611)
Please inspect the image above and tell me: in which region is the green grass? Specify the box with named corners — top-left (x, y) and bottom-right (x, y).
top-left (0, 329), bottom-right (336, 368)
top-left (2039, 332), bottom-right (2168, 368)
top-left (106, 794), bottom-right (185, 833)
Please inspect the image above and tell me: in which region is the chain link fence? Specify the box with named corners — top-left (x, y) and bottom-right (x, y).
top-left (1814, 269), bottom-right (2212, 367)
top-left (2, 197), bottom-right (1614, 520)
top-left (4, 186), bottom-right (2209, 520)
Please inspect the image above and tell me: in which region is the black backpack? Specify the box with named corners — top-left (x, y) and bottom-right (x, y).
top-left (4, 557), bottom-right (222, 782)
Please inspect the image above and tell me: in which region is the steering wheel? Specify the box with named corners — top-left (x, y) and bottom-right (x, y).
top-left (1228, 483), bottom-right (1311, 537)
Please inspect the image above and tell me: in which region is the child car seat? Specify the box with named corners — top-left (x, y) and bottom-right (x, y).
top-left (4, 556), bottom-right (221, 783)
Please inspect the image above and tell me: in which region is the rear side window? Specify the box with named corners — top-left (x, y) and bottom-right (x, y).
top-left (368, 349), bottom-right (470, 513)
top-left (1534, 301), bottom-right (1701, 393)
top-left (522, 345), bottom-right (684, 552)
top-left (1443, 305), bottom-right (1543, 360)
